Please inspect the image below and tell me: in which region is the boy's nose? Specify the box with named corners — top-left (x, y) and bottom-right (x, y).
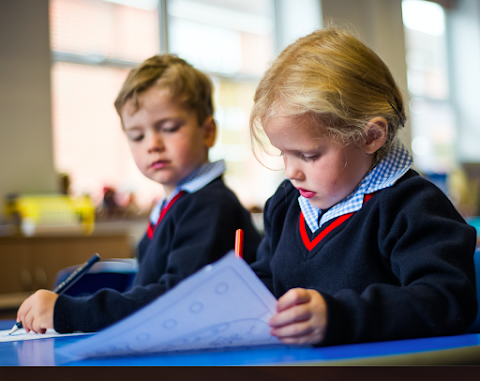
top-left (147, 132), bottom-right (165, 152)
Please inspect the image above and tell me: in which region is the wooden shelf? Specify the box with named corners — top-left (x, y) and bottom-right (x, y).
top-left (0, 292), bottom-right (32, 309)
top-left (0, 232), bottom-right (133, 296)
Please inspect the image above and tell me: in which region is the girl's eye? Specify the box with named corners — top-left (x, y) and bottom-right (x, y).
top-left (301, 153), bottom-right (320, 162)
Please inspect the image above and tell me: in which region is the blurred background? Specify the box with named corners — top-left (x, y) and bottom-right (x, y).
top-left (1, 0), bottom-right (480, 310)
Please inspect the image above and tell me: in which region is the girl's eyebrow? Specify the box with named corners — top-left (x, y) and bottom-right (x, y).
top-left (298, 147), bottom-right (321, 153)
top-left (284, 146), bottom-right (322, 154)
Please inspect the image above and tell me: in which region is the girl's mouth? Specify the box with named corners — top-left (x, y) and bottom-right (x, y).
top-left (297, 188), bottom-right (316, 198)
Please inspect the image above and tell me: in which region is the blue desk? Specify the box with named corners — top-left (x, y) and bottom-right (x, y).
top-left (1, 320), bottom-right (480, 366)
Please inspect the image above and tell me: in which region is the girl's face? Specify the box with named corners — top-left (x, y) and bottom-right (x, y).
top-left (264, 113), bottom-right (374, 210)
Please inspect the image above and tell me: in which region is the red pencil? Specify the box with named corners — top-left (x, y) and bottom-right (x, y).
top-left (235, 229), bottom-right (244, 258)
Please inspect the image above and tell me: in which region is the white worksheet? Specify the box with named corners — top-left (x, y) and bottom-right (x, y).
top-left (57, 251), bottom-right (283, 362)
top-left (0, 328), bottom-right (90, 342)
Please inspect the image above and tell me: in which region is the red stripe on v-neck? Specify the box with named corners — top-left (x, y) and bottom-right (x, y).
top-left (147, 191), bottom-right (186, 239)
top-left (299, 192), bottom-right (376, 251)
top-left (299, 211), bottom-right (354, 251)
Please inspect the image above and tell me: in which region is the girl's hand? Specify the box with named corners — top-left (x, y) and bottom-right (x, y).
top-left (269, 288), bottom-right (327, 345)
top-left (17, 290), bottom-right (58, 334)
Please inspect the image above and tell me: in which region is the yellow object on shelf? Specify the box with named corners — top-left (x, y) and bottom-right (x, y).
top-left (4, 194), bottom-right (95, 236)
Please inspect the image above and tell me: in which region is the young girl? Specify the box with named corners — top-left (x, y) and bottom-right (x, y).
top-left (249, 28), bottom-right (477, 346)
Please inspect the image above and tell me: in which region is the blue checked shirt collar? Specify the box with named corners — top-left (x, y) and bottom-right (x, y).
top-left (149, 160), bottom-right (226, 224)
top-left (299, 139), bottom-right (413, 233)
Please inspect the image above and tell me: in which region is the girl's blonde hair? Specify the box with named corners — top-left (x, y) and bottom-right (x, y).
top-left (115, 54), bottom-right (213, 125)
top-left (250, 28), bottom-right (406, 163)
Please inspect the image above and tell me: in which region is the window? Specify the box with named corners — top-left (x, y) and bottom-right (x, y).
top-left (402, 0), bottom-right (455, 176)
top-left (50, 0), bottom-right (162, 210)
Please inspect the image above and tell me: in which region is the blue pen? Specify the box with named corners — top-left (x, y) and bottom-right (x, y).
top-left (9, 253), bottom-right (101, 335)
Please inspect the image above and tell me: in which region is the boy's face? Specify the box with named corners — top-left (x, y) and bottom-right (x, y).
top-left (121, 88), bottom-right (215, 197)
top-left (264, 113), bottom-right (374, 210)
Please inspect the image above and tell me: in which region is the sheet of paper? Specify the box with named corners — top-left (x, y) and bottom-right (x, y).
top-left (0, 328), bottom-right (90, 342)
top-left (57, 251), bottom-right (283, 362)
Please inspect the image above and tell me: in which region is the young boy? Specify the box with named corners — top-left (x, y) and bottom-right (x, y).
top-left (17, 54), bottom-right (261, 334)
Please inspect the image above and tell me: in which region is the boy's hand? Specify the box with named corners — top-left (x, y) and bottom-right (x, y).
top-left (17, 290), bottom-right (58, 334)
top-left (269, 288), bottom-right (327, 345)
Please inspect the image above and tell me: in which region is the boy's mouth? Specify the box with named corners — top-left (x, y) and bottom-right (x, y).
top-left (297, 188), bottom-right (316, 198)
top-left (151, 160), bottom-right (169, 169)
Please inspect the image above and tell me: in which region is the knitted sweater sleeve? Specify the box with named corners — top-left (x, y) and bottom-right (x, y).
top-left (53, 187), bottom-right (261, 333)
top-left (251, 180), bottom-right (297, 293)
top-left (250, 198), bottom-right (275, 293)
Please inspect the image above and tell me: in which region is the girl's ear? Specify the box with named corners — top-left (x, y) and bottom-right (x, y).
top-left (364, 117), bottom-right (388, 154)
top-left (202, 116), bottom-right (217, 148)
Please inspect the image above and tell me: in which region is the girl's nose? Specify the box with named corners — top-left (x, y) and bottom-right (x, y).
top-left (284, 156), bottom-right (304, 181)
top-left (147, 132), bottom-right (165, 153)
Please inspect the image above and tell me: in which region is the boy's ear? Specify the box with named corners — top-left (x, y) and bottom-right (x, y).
top-left (202, 116), bottom-right (217, 148)
top-left (364, 117), bottom-right (388, 154)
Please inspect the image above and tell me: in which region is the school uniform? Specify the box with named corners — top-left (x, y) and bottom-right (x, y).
top-left (54, 161), bottom-right (261, 333)
top-left (251, 140), bottom-right (477, 346)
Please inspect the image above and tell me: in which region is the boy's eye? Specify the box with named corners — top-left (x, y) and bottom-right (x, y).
top-left (128, 133), bottom-right (144, 142)
top-left (160, 124), bottom-right (182, 133)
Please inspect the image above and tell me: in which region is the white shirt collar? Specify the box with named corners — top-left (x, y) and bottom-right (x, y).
top-left (149, 160), bottom-right (226, 224)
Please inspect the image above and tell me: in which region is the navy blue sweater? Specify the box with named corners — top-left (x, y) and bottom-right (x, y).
top-left (54, 177), bottom-right (261, 333)
top-left (251, 170), bottom-right (477, 346)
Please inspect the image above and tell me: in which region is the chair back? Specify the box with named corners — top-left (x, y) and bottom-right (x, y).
top-left (53, 258), bottom-right (138, 297)
top-left (466, 248), bottom-right (480, 332)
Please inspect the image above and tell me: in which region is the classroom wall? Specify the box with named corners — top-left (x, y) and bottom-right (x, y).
top-left (320, 0), bottom-right (412, 152)
top-left (0, 0), bottom-right (58, 220)
top-left (447, 0), bottom-right (480, 163)
top-left (274, 0), bottom-right (323, 54)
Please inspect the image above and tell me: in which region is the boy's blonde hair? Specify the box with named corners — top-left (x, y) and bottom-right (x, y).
top-left (250, 28), bottom-right (406, 163)
top-left (115, 54), bottom-right (213, 125)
